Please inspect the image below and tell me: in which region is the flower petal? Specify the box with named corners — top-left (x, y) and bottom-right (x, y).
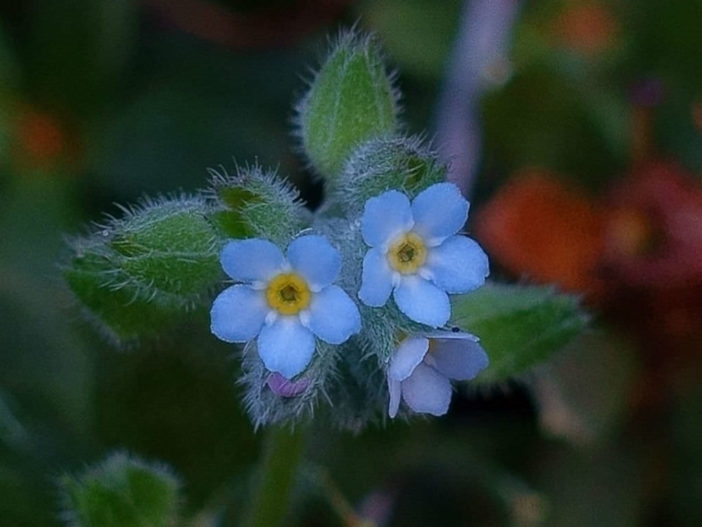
top-left (425, 333), bottom-right (489, 380)
top-left (257, 317), bottom-right (316, 379)
top-left (221, 239), bottom-right (285, 282)
top-left (401, 363), bottom-right (453, 416)
top-left (286, 235), bottom-right (341, 290)
top-left (267, 372), bottom-right (310, 397)
top-left (412, 183), bottom-right (469, 243)
top-left (388, 336), bottom-right (429, 381)
top-left (301, 285), bottom-right (361, 344)
top-left (210, 285), bottom-right (268, 342)
top-left (388, 377), bottom-right (402, 418)
top-left (361, 190), bottom-right (414, 248)
top-left (426, 235), bottom-right (489, 293)
top-left (393, 276), bottom-right (450, 327)
top-left (358, 247), bottom-right (394, 307)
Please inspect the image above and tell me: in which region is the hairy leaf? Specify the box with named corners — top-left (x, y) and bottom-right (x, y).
top-left (451, 283), bottom-right (588, 383)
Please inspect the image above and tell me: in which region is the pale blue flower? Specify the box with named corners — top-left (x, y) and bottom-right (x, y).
top-left (387, 331), bottom-right (488, 418)
top-left (211, 235), bottom-right (361, 379)
top-left (359, 183), bottom-right (489, 327)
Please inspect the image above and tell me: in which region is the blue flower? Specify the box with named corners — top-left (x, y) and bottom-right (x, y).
top-left (359, 183), bottom-right (489, 327)
top-left (210, 235), bottom-right (361, 379)
top-left (387, 331), bottom-right (488, 418)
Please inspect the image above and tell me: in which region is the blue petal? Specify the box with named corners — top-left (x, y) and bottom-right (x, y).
top-left (388, 336), bottom-right (429, 381)
top-left (426, 235), bottom-right (489, 293)
top-left (358, 248), bottom-right (394, 307)
top-left (286, 235), bottom-right (341, 290)
top-left (425, 333), bottom-right (489, 380)
top-left (388, 377), bottom-right (402, 418)
top-left (361, 190), bottom-right (413, 247)
top-left (401, 363), bottom-right (452, 416)
top-left (221, 239), bottom-right (285, 282)
top-left (210, 285), bottom-right (267, 342)
top-left (257, 317), bottom-right (316, 379)
top-left (301, 285), bottom-right (361, 344)
top-left (394, 276), bottom-right (450, 327)
top-left (411, 183), bottom-right (469, 244)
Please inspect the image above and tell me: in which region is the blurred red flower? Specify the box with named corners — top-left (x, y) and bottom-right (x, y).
top-left (600, 161), bottom-right (702, 348)
top-left (475, 168), bottom-right (605, 296)
top-left (10, 105), bottom-right (82, 174)
top-left (477, 161), bottom-right (702, 351)
top-left (551, 2), bottom-right (618, 57)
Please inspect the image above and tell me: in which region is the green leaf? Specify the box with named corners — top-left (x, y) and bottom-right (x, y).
top-left (63, 249), bottom-right (184, 344)
top-left (63, 197), bottom-right (223, 344)
top-left (110, 200), bottom-right (222, 297)
top-left (297, 31), bottom-right (399, 181)
top-left (61, 452), bottom-right (180, 527)
top-left (450, 283), bottom-right (588, 383)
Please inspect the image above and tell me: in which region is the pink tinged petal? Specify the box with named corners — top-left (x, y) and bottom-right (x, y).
top-left (388, 336), bottom-right (429, 381)
top-left (302, 285), bottom-right (361, 344)
top-left (286, 235), bottom-right (341, 290)
top-left (388, 376), bottom-right (402, 418)
top-left (257, 316), bottom-right (316, 379)
top-left (210, 285), bottom-right (267, 343)
top-left (425, 334), bottom-right (489, 381)
top-left (267, 372), bottom-right (310, 397)
top-left (358, 247), bottom-right (394, 307)
top-left (426, 235), bottom-right (489, 293)
top-left (411, 183), bottom-right (469, 243)
top-left (393, 276), bottom-right (450, 327)
top-left (220, 239), bottom-right (285, 282)
top-left (361, 190), bottom-right (414, 248)
top-left (401, 363), bottom-right (453, 416)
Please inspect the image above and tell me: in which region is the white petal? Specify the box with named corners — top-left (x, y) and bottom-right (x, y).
top-left (393, 276), bottom-right (450, 327)
top-left (425, 334), bottom-right (489, 380)
top-left (401, 363), bottom-right (453, 416)
top-left (426, 235), bottom-right (489, 293)
top-left (210, 285), bottom-right (268, 342)
top-left (358, 248), bottom-right (394, 307)
top-left (388, 376), bottom-right (402, 418)
top-left (388, 336), bottom-right (429, 381)
top-left (286, 235), bottom-right (341, 290)
top-left (302, 285), bottom-right (360, 344)
top-left (411, 183), bottom-right (469, 244)
top-left (257, 317), bottom-right (316, 379)
top-left (361, 190), bottom-right (414, 248)
top-left (220, 239), bottom-right (285, 282)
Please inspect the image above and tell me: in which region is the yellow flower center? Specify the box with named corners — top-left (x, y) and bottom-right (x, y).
top-left (265, 273), bottom-right (311, 315)
top-left (387, 232), bottom-right (427, 274)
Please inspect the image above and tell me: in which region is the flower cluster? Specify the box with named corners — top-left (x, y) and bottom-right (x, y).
top-left (211, 182), bottom-right (491, 420)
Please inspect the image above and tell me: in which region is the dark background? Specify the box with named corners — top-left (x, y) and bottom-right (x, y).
top-left (0, 1), bottom-right (700, 525)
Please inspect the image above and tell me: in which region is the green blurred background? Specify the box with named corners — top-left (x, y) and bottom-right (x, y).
top-left (0, 0), bottom-right (700, 525)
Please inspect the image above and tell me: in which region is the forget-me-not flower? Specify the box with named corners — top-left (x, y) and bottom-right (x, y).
top-left (359, 183), bottom-right (489, 327)
top-left (387, 331), bottom-right (488, 418)
top-left (210, 235), bottom-right (361, 379)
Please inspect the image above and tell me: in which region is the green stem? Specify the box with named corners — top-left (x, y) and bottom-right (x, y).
top-left (243, 425), bottom-right (307, 527)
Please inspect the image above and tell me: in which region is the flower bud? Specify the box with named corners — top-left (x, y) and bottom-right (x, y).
top-left (60, 452), bottom-right (180, 527)
top-left (296, 31), bottom-right (399, 181)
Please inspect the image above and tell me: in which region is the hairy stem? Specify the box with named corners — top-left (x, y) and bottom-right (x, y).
top-left (243, 425), bottom-right (307, 527)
